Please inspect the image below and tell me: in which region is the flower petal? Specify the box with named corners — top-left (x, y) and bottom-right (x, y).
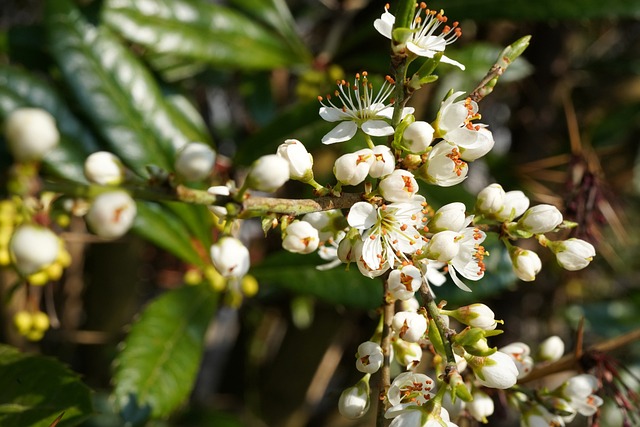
top-left (347, 202), bottom-right (377, 230)
top-left (322, 121), bottom-right (358, 144)
top-left (440, 54), bottom-right (466, 70)
top-left (448, 266), bottom-right (473, 292)
top-left (362, 119), bottom-right (394, 137)
top-left (373, 9), bottom-right (395, 39)
top-left (319, 106), bottom-right (347, 122)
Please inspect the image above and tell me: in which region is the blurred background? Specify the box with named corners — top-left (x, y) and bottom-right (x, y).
top-left (1, 0), bottom-right (639, 426)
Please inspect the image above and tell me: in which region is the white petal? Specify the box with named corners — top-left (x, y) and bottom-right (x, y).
top-left (362, 120), bottom-right (394, 137)
top-left (319, 106), bottom-right (347, 122)
top-left (440, 54), bottom-right (466, 70)
top-left (373, 10), bottom-right (395, 39)
top-left (448, 266), bottom-right (473, 292)
top-left (347, 202), bottom-right (377, 230)
top-left (322, 121), bottom-right (358, 144)
top-left (406, 42), bottom-right (437, 58)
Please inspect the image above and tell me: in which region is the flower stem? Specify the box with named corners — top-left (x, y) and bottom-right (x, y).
top-left (376, 276), bottom-right (394, 427)
top-left (421, 282), bottom-right (458, 368)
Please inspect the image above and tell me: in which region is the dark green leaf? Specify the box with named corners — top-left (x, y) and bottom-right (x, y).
top-left (0, 65), bottom-right (99, 182)
top-left (133, 201), bottom-right (207, 267)
top-left (431, 0), bottom-right (640, 20)
top-left (0, 344), bottom-right (93, 427)
top-left (252, 251), bottom-right (383, 310)
top-left (101, 0), bottom-right (311, 71)
top-left (46, 0), bottom-right (211, 176)
top-left (112, 284), bottom-right (218, 419)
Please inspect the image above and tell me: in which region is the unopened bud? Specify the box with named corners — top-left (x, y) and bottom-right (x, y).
top-left (85, 191), bottom-right (137, 239)
top-left (4, 108), bottom-right (59, 161)
top-left (84, 151), bottom-right (125, 185)
top-left (174, 142), bottom-right (216, 181)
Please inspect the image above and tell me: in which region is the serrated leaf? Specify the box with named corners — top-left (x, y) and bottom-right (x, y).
top-left (0, 344), bottom-right (92, 427)
top-left (46, 0), bottom-right (211, 176)
top-left (251, 251), bottom-right (383, 310)
top-left (133, 201), bottom-right (207, 267)
top-left (101, 0), bottom-right (311, 70)
top-left (0, 65), bottom-right (99, 182)
top-left (112, 284), bottom-right (217, 419)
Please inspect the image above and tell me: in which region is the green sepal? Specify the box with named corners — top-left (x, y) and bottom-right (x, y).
top-left (391, 27), bottom-right (414, 46)
top-left (427, 318), bottom-right (446, 357)
top-left (392, 114), bottom-right (415, 151)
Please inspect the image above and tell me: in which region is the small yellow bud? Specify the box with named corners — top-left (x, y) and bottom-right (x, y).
top-left (0, 248), bottom-right (11, 266)
top-left (31, 311), bottom-right (50, 332)
top-left (45, 262), bottom-right (64, 281)
top-left (25, 329), bottom-right (45, 342)
top-left (203, 265), bottom-right (226, 291)
top-left (14, 311), bottom-right (33, 334)
top-left (27, 271), bottom-right (49, 286)
top-left (183, 269), bottom-right (202, 285)
top-left (241, 274), bottom-right (259, 297)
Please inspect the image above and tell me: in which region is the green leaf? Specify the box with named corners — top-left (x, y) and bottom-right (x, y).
top-left (432, 0), bottom-right (640, 20)
top-left (112, 284), bottom-right (218, 419)
top-left (0, 344), bottom-right (93, 427)
top-left (45, 0), bottom-right (211, 176)
top-left (251, 251), bottom-right (383, 310)
top-left (133, 201), bottom-right (207, 267)
top-left (0, 65), bottom-right (99, 182)
top-left (101, 0), bottom-right (311, 71)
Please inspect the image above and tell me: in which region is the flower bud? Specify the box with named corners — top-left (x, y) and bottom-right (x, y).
top-left (84, 151), bottom-right (126, 185)
top-left (549, 238), bottom-right (595, 271)
top-left (247, 154), bottom-right (290, 192)
top-left (467, 390), bottom-right (495, 423)
top-left (379, 169), bottom-right (418, 202)
top-left (276, 139), bottom-right (313, 182)
top-left (517, 204), bottom-right (563, 234)
top-left (424, 230), bottom-right (461, 262)
top-left (508, 246), bottom-right (542, 282)
top-left (538, 335), bottom-right (565, 362)
top-left (388, 265), bottom-right (422, 301)
top-left (85, 191), bottom-right (137, 239)
top-left (210, 237), bottom-right (250, 279)
top-left (449, 303), bottom-right (499, 330)
top-left (9, 225), bottom-right (60, 276)
top-left (174, 142), bottom-right (216, 181)
top-left (392, 311), bottom-right (427, 343)
top-left (355, 341), bottom-right (383, 374)
top-left (282, 221), bottom-right (319, 254)
top-left (4, 108), bottom-right (59, 161)
top-left (475, 183), bottom-right (505, 216)
top-left (334, 149), bottom-right (372, 186)
top-left (467, 351), bottom-right (519, 389)
top-left (402, 121), bottom-right (434, 153)
top-left (339, 376), bottom-right (371, 419)
top-left (428, 202), bottom-right (468, 232)
top-left (369, 145), bottom-right (395, 178)
top-left (495, 190), bottom-right (529, 221)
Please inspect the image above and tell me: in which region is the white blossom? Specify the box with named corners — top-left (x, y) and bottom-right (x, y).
top-left (85, 191), bottom-right (137, 239)
top-left (551, 238), bottom-right (596, 271)
top-left (210, 236), bottom-right (250, 279)
top-left (355, 341), bottom-right (384, 374)
top-left (174, 142), bottom-right (216, 181)
top-left (496, 190), bottom-right (530, 221)
top-left (428, 202), bottom-right (469, 232)
top-left (388, 265), bottom-right (423, 300)
top-left (10, 225), bottom-right (59, 275)
top-left (374, 3), bottom-right (464, 69)
top-left (282, 221), bottom-right (319, 254)
top-left (468, 351), bottom-right (519, 389)
top-left (517, 204), bottom-right (563, 234)
top-left (392, 311), bottom-right (428, 343)
top-left (369, 145), bottom-right (396, 178)
top-left (402, 121), bottom-right (435, 153)
top-left (4, 107), bottom-right (59, 161)
top-left (452, 303), bottom-right (498, 330)
top-left (419, 141), bottom-right (468, 187)
top-left (84, 151), bottom-right (126, 185)
top-left (334, 149), bottom-right (373, 186)
top-left (379, 169), bottom-right (419, 202)
top-left (387, 372), bottom-right (435, 407)
top-left (538, 335), bottom-right (565, 362)
top-left (467, 390), bottom-right (494, 423)
top-left (339, 379), bottom-right (370, 419)
top-left (276, 139), bottom-right (313, 181)
top-left (500, 342), bottom-right (534, 378)
top-left (509, 247), bottom-right (542, 282)
top-left (247, 154), bottom-right (290, 192)
top-left (319, 72), bottom-right (413, 145)
top-left (475, 183), bottom-right (505, 216)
